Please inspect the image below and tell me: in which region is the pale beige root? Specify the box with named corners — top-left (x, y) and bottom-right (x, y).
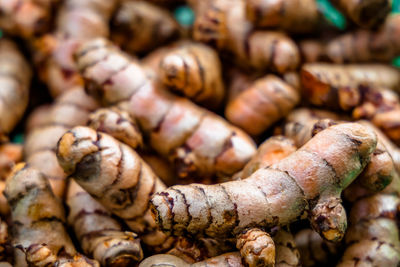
top-left (294, 229), bottom-right (339, 267)
top-left (331, 0), bottom-right (391, 27)
top-left (246, 0), bottom-right (320, 33)
top-left (236, 228), bottom-right (275, 267)
top-left (57, 126), bottom-right (174, 251)
top-left (301, 63), bottom-right (400, 109)
top-left (88, 107), bottom-right (143, 149)
top-left (67, 180), bottom-right (143, 266)
top-left (111, 1), bottom-right (180, 55)
top-left (159, 42), bottom-right (225, 109)
top-left (278, 108), bottom-right (340, 147)
top-left (225, 75), bottom-right (300, 136)
top-left (75, 38), bottom-right (256, 179)
top-left (151, 123), bottom-right (377, 242)
top-left (139, 253), bottom-right (244, 267)
top-left (299, 40), bottom-right (327, 63)
top-left (338, 193), bottom-right (400, 266)
top-left (167, 237), bottom-right (236, 263)
top-left (0, 39), bottom-right (31, 137)
top-left (0, 0), bottom-right (59, 38)
top-left (34, 0), bottom-right (118, 97)
top-left (193, 0), bottom-right (299, 73)
top-left (326, 14), bottom-right (400, 63)
top-left (24, 87), bottom-right (99, 198)
top-left (238, 136), bottom-right (297, 179)
top-left (0, 143), bottom-right (23, 215)
top-left (273, 229), bottom-right (301, 267)
top-left (4, 164), bottom-right (99, 267)
top-left (141, 153), bottom-right (177, 187)
top-left (358, 120), bottom-right (400, 173)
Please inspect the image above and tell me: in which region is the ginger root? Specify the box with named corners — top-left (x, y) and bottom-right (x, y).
top-left (67, 180), bottom-right (143, 266)
top-left (237, 135), bottom-right (297, 179)
top-left (111, 1), bottom-right (180, 55)
top-left (0, 0), bottom-right (58, 38)
top-left (236, 228), bottom-right (275, 267)
top-left (294, 229), bottom-right (340, 267)
top-left (327, 14), bottom-right (400, 63)
top-left (225, 75), bottom-right (300, 136)
top-left (0, 142), bottom-right (23, 215)
top-left (277, 108), bottom-right (341, 147)
top-left (4, 164), bottom-right (99, 267)
top-left (87, 107), bottom-right (143, 149)
top-left (0, 39), bottom-right (31, 138)
top-left (246, 0), bottom-right (321, 33)
top-left (193, 0), bottom-right (300, 73)
top-left (35, 0), bottom-right (118, 97)
top-left (56, 126), bottom-right (173, 251)
top-left (75, 38), bottom-right (256, 179)
top-left (139, 253), bottom-right (244, 267)
top-left (159, 42), bottom-right (225, 109)
top-left (151, 123), bottom-right (377, 242)
top-left (338, 175), bottom-right (400, 266)
top-left (331, 0), bottom-right (391, 28)
top-left (25, 87), bottom-right (99, 198)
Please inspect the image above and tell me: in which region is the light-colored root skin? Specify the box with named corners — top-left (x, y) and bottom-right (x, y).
top-left (57, 126), bottom-right (172, 250)
top-left (237, 228), bottom-right (275, 267)
top-left (67, 181), bottom-right (143, 266)
top-left (151, 123), bottom-right (377, 242)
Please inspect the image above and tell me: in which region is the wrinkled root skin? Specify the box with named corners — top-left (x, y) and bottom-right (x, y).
top-left (151, 123), bottom-right (377, 242)
top-left (237, 228), bottom-right (275, 267)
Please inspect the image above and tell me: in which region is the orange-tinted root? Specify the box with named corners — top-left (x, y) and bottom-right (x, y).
top-left (225, 75), bottom-right (300, 136)
top-left (24, 87), bottom-right (99, 198)
top-left (0, 0), bottom-right (58, 38)
top-left (67, 180), bottom-right (143, 266)
top-left (151, 123), bottom-right (376, 242)
top-left (0, 39), bottom-right (31, 137)
top-left (160, 42), bottom-right (225, 109)
top-left (246, 0), bottom-right (320, 33)
top-left (331, 0), bottom-right (391, 28)
top-left (111, 1), bottom-right (180, 55)
top-left (238, 136), bottom-right (297, 179)
top-left (193, 0), bottom-right (300, 73)
top-left (327, 14), bottom-right (400, 63)
top-left (236, 228), bottom-right (275, 267)
top-left (75, 38), bottom-right (256, 180)
top-left (56, 126), bottom-right (174, 251)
